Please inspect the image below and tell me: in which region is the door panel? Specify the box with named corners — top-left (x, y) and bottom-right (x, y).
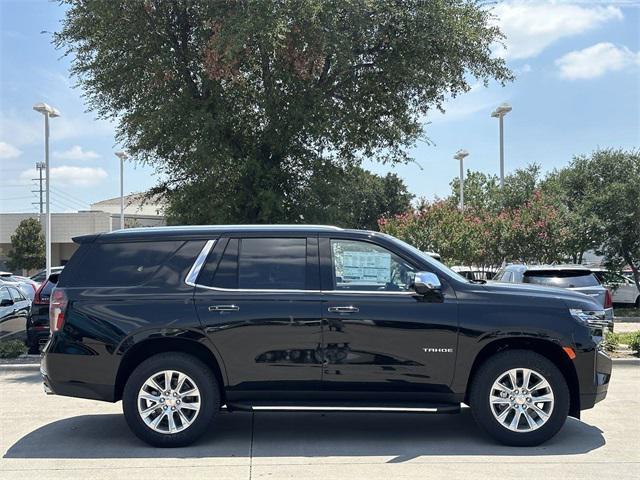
top-left (193, 235), bottom-right (323, 402)
top-left (319, 237), bottom-right (459, 400)
top-left (322, 292), bottom-right (458, 396)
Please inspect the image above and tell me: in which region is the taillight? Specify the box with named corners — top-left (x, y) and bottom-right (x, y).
top-left (49, 288), bottom-right (68, 333)
top-left (604, 288), bottom-right (613, 309)
top-left (34, 281), bottom-right (49, 305)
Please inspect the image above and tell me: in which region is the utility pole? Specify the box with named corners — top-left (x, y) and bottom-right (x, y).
top-left (32, 162), bottom-right (46, 216)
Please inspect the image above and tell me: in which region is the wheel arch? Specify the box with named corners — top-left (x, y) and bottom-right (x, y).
top-left (464, 337), bottom-right (581, 418)
top-left (114, 337), bottom-right (227, 403)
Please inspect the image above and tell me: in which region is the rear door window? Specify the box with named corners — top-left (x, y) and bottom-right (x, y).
top-left (238, 238), bottom-right (307, 290)
top-left (9, 287), bottom-right (25, 302)
top-left (523, 270), bottom-right (599, 288)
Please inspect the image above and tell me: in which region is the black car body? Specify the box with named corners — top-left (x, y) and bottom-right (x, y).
top-left (0, 283), bottom-right (31, 342)
top-left (41, 226), bottom-right (611, 447)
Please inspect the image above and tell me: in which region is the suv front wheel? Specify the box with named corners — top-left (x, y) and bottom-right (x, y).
top-left (469, 349), bottom-right (570, 446)
top-left (122, 352), bottom-right (220, 447)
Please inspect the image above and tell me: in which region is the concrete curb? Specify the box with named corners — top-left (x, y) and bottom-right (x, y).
top-left (614, 317), bottom-right (640, 323)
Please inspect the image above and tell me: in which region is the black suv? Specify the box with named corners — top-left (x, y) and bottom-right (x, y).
top-left (41, 225), bottom-right (611, 447)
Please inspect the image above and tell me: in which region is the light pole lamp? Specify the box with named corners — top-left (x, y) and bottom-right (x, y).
top-left (453, 149), bottom-right (469, 210)
top-left (115, 151), bottom-right (128, 230)
top-left (33, 103), bottom-right (60, 280)
top-left (491, 103), bottom-right (512, 188)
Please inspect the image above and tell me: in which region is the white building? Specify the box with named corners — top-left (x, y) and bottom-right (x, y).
top-left (0, 193), bottom-right (166, 270)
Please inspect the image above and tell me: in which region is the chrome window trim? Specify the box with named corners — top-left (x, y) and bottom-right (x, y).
top-left (185, 239), bottom-right (216, 287)
top-left (185, 238), bottom-right (416, 296)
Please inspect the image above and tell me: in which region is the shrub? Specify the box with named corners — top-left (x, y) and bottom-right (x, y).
top-left (602, 332), bottom-right (620, 353)
top-left (628, 332), bottom-right (640, 356)
top-left (0, 340), bottom-right (28, 359)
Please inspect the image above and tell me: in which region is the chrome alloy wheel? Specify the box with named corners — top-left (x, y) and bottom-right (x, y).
top-left (489, 368), bottom-right (554, 432)
top-left (137, 370), bottom-right (201, 434)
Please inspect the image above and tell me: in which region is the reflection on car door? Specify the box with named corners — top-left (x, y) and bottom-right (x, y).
top-left (0, 286), bottom-right (29, 342)
top-left (319, 236), bottom-right (458, 402)
top-left (194, 235), bottom-right (323, 403)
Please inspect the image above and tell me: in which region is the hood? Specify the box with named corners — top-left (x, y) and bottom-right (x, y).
top-left (481, 281), bottom-right (602, 310)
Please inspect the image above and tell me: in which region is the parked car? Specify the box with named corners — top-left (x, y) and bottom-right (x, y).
top-left (0, 272), bottom-right (37, 301)
top-left (30, 266), bottom-right (64, 284)
top-left (452, 266), bottom-right (498, 281)
top-left (0, 283), bottom-right (31, 342)
top-left (590, 268), bottom-right (640, 307)
top-left (26, 273), bottom-right (59, 354)
top-left (492, 265), bottom-right (614, 325)
top-left (42, 226), bottom-right (611, 448)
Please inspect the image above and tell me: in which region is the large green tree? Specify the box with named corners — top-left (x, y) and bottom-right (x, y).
top-left (7, 218), bottom-right (45, 272)
top-left (56, 0), bottom-right (511, 224)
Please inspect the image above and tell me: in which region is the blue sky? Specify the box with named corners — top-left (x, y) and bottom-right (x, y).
top-left (1, 0), bottom-right (639, 214)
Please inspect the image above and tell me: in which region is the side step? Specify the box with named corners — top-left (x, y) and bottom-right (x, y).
top-left (224, 403), bottom-right (461, 414)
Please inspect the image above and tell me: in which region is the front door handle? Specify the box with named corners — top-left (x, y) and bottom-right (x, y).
top-left (208, 305), bottom-right (240, 312)
top-left (328, 305), bottom-right (359, 313)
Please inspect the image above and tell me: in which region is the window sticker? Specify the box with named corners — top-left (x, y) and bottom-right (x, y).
top-left (341, 251), bottom-right (391, 284)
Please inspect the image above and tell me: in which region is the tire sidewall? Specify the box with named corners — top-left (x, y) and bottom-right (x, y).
top-left (470, 350), bottom-right (570, 446)
top-left (122, 352), bottom-right (220, 447)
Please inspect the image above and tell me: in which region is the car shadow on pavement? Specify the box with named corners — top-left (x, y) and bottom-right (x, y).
top-left (4, 409), bottom-right (605, 462)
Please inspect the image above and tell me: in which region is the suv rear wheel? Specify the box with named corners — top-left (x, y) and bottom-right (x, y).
top-left (469, 349), bottom-right (569, 446)
top-left (122, 352), bottom-right (220, 447)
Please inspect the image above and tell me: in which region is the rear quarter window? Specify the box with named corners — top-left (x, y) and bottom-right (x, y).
top-left (64, 241), bottom-right (185, 287)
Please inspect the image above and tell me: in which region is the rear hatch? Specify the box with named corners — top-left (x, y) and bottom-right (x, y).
top-left (522, 269), bottom-right (606, 307)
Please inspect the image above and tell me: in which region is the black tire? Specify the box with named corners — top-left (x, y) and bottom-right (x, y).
top-left (469, 349), bottom-right (570, 446)
top-left (122, 352), bottom-right (220, 447)
top-left (635, 296), bottom-right (639, 308)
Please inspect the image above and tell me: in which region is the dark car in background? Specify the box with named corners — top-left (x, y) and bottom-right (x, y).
top-left (30, 266), bottom-right (64, 284)
top-left (0, 283), bottom-right (31, 342)
top-left (492, 264), bottom-right (614, 326)
top-left (42, 226), bottom-right (611, 448)
top-left (26, 273), bottom-right (59, 354)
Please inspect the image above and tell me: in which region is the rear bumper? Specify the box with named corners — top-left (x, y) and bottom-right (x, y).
top-left (579, 350), bottom-right (612, 410)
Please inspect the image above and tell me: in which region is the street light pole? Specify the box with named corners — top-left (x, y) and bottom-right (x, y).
top-left (115, 151), bottom-right (128, 230)
top-left (491, 103), bottom-right (512, 188)
top-left (453, 150), bottom-right (469, 210)
top-left (33, 103), bottom-right (60, 280)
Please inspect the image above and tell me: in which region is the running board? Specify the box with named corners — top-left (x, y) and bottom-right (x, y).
top-left (224, 404), bottom-right (460, 414)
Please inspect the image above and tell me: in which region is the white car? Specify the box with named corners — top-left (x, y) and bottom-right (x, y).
top-left (591, 269), bottom-right (640, 307)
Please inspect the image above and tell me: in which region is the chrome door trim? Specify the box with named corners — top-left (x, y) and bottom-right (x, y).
top-left (185, 239), bottom-right (216, 286)
top-left (185, 239), bottom-right (417, 296)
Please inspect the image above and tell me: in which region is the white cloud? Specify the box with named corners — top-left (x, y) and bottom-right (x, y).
top-left (556, 42), bottom-right (640, 79)
top-left (491, 1), bottom-right (623, 59)
top-left (19, 166), bottom-right (108, 188)
top-left (0, 141), bottom-right (22, 159)
top-left (53, 145), bottom-right (100, 161)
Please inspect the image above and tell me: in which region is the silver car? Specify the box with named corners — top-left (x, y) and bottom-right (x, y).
top-left (493, 264), bottom-right (614, 322)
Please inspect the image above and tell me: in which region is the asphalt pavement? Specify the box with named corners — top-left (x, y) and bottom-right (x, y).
top-left (1, 364), bottom-right (638, 479)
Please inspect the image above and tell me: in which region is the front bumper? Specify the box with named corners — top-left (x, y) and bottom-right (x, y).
top-left (579, 349), bottom-right (612, 410)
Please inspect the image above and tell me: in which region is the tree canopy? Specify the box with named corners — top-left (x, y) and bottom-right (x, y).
top-left (381, 149), bottom-right (640, 289)
top-left (7, 218), bottom-right (45, 272)
top-left (56, 0), bottom-right (511, 224)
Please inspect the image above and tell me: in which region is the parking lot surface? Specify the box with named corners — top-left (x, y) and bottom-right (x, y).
top-left (1, 364), bottom-right (638, 480)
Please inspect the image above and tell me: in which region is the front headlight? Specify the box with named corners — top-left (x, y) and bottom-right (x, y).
top-left (570, 308), bottom-right (609, 337)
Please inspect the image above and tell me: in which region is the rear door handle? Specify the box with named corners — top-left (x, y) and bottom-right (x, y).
top-left (208, 305), bottom-right (240, 312)
top-left (328, 306), bottom-right (359, 313)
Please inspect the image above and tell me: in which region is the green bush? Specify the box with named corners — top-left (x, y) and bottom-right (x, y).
top-left (0, 340), bottom-right (27, 359)
top-left (628, 332), bottom-right (640, 356)
top-left (603, 332), bottom-right (620, 353)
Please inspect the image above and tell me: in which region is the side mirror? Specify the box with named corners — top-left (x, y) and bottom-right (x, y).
top-left (413, 271), bottom-right (441, 295)
top-left (0, 298), bottom-right (14, 307)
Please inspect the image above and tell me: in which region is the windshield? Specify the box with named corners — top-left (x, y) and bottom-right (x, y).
top-left (382, 233), bottom-right (469, 283)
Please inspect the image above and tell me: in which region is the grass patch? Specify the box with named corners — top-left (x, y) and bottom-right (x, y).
top-left (615, 307), bottom-right (640, 318)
